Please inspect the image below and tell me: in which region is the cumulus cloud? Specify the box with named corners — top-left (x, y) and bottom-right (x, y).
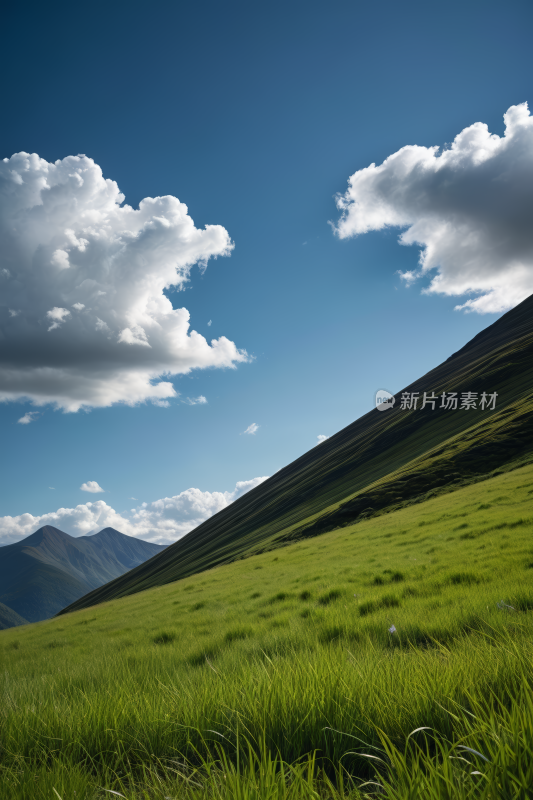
top-left (80, 481), bottom-right (105, 493)
top-left (0, 153), bottom-right (248, 411)
top-left (0, 500), bottom-right (128, 545)
top-left (317, 434), bottom-right (329, 443)
top-left (334, 103), bottom-right (533, 314)
top-left (17, 411), bottom-right (39, 424)
top-left (0, 476), bottom-right (269, 545)
top-left (243, 423), bottom-right (259, 435)
top-left (46, 307), bottom-right (71, 331)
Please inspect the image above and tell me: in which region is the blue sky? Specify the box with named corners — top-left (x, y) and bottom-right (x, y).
top-left (1, 0), bottom-right (532, 543)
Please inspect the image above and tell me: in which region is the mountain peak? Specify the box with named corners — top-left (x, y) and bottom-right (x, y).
top-left (1, 524), bottom-right (167, 627)
top-left (21, 525), bottom-right (72, 547)
top-left (82, 527), bottom-right (127, 540)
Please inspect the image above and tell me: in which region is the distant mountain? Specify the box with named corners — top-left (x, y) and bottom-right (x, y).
top-left (0, 601), bottom-right (28, 630)
top-left (61, 292), bottom-right (533, 615)
top-left (0, 526), bottom-right (166, 627)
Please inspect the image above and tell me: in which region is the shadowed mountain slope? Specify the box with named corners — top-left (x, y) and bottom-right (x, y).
top-left (0, 527), bottom-right (166, 625)
top-left (0, 602), bottom-right (28, 630)
top-left (61, 293), bottom-right (533, 615)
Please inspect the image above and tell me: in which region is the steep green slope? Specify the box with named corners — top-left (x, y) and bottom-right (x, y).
top-left (61, 293), bottom-right (533, 614)
top-left (3, 465), bottom-right (533, 799)
top-left (0, 601), bottom-right (28, 630)
top-left (0, 526), bottom-right (166, 624)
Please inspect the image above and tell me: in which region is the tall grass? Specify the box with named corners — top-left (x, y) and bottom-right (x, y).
top-left (2, 464), bottom-right (533, 798)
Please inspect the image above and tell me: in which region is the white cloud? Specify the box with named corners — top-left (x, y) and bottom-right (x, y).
top-left (80, 481), bottom-right (105, 493)
top-left (184, 395), bottom-right (207, 405)
top-left (18, 411), bottom-right (39, 424)
top-left (335, 102), bottom-right (533, 314)
top-left (0, 476), bottom-right (269, 546)
top-left (117, 325), bottom-right (151, 348)
top-left (0, 500), bottom-right (127, 545)
top-left (95, 317), bottom-right (110, 333)
top-left (0, 153), bottom-right (248, 411)
top-left (46, 307), bottom-right (71, 331)
top-left (51, 249), bottom-right (70, 270)
top-left (207, 320), bottom-right (212, 326)
top-left (317, 434), bottom-right (329, 443)
top-left (243, 423), bottom-right (259, 435)
top-left (125, 477), bottom-right (269, 544)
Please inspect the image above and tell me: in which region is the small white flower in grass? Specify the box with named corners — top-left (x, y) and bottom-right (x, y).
top-left (388, 624), bottom-right (397, 634)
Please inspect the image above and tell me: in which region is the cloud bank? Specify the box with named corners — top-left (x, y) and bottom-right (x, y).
top-left (0, 476), bottom-right (269, 546)
top-left (335, 103), bottom-right (533, 313)
top-left (0, 153), bottom-right (247, 411)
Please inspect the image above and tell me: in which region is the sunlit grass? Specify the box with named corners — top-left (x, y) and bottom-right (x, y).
top-left (1, 463), bottom-right (533, 798)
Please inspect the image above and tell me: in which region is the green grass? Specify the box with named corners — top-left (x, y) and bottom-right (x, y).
top-left (2, 464), bottom-right (533, 797)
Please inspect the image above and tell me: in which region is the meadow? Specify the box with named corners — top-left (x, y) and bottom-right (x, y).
top-left (2, 463), bottom-right (533, 799)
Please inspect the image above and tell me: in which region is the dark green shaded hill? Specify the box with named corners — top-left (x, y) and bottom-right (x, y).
top-left (60, 293), bottom-right (533, 615)
top-left (0, 602), bottom-right (28, 630)
top-left (0, 526), bottom-right (166, 626)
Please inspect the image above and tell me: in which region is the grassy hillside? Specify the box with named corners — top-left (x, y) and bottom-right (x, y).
top-left (2, 463), bottom-right (533, 798)
top-left (0, 602), bottom-right (27, 630)
top-left (62, 292), bottom-right (533, 614)
top-left (0, 526), bottom-right (166, 625)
